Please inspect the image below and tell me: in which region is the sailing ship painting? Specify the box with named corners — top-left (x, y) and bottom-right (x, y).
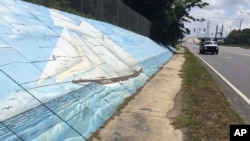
top-left (40, 10), bottom-right (141, 85)
top-left (0, 7), bottom-right (142, 121)
top-left (0, 0), bottom-right (172, 140)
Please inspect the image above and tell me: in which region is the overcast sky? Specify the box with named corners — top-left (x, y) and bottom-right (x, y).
top-left (185, 0), bottom-right (250, 39)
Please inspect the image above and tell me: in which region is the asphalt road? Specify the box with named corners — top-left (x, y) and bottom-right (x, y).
top-left (184, 41), bottom-right (250, 123)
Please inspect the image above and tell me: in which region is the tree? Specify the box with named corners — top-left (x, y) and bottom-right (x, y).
top-left (224, 29), bottom-right (250, 46)
top-left (122, 0), bottom-right (208, 46)
top-left (23, 0), bottom-right (70, 10)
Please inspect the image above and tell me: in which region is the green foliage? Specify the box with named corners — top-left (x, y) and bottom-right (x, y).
top-left (23, 0), bottom-right (70, 10)
top-left (224, 29), bottom-right (250, 46)
top-left (122, 0), bottom-right (209, 46)
top-left (23, 0), bottom-right (92, 19)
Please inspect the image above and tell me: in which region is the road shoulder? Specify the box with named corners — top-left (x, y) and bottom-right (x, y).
top-left (91, 50), bottom-right (185, 141)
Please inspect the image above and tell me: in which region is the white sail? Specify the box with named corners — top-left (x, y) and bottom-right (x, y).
top-left (39, 9), bottom-right (140, 84)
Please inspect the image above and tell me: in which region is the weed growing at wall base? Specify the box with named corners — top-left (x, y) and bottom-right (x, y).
top-left (174, 48), bottom-right (244, 141)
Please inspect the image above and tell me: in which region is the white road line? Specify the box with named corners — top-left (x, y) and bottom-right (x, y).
top-left (189, 48), bottom-right (250, 106)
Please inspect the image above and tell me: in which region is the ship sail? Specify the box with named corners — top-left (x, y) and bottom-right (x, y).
top-left (39, 10), bottom-right (140, 85)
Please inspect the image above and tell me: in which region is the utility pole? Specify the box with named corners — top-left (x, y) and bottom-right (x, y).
top-left (239, 11), bottom-right (250, 30)
top-left (240, 17), bottom-right (244, 30)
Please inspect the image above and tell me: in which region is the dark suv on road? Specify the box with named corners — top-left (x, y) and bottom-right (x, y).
top-left (199, 41), bottom-right (219, 54)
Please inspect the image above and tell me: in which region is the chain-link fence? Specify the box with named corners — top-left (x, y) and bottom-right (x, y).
top-left (70, 0), bottom-right (151, 37)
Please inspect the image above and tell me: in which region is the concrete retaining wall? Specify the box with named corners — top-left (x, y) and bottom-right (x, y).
top-left (0, 0), bottom-right (174, 140)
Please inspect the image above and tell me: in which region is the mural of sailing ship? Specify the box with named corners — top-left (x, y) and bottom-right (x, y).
top-left (0, 0), bottom-right (173, 140)
top-left (40, 11), bottom-right (142, 85)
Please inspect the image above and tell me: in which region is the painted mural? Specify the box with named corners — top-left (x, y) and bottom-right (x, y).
top-left (0, 0), bottom-right (174, 140)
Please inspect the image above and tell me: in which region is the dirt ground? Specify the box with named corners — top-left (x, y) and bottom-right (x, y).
top-left (91, 49), bottom-right (185, 141)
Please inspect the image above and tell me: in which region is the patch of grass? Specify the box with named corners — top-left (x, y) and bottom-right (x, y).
top-left (174, 48), bottom-right (244, 141)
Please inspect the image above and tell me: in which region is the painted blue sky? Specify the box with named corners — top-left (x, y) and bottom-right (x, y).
top-left (0, 1), bottom-right (173, 140)
top-left (185, 0), bottom-right (250, 39)
top-left (0, 0), bottom-right (172, 122)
